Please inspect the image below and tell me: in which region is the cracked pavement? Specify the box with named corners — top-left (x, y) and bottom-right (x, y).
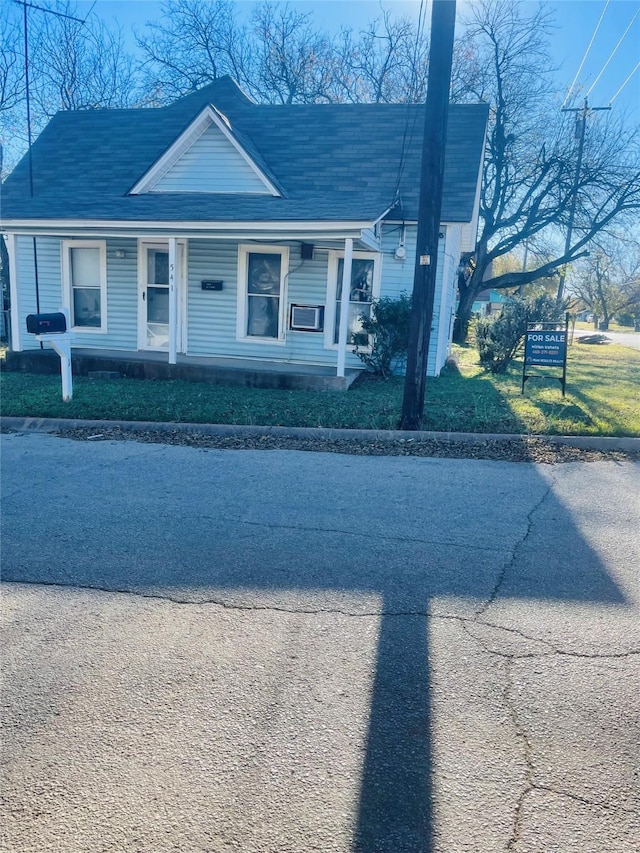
top-left (1, 432), bottom-right (639, 852)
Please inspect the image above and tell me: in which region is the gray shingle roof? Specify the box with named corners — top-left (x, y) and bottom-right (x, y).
top-left (1, 76), bottom-right (488, 225)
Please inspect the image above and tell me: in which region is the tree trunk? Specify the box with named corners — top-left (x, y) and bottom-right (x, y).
top-left (452, 240), bottom-right (491, 344)
top-left (452, 283), bottom-right (476, 343)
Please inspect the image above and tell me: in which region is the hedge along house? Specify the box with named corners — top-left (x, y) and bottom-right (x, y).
top-left (1, 77), bottom-right (488, 388)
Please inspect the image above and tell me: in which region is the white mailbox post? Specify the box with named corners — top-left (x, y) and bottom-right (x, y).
top-left (26, 309), bottom-right (74, 402)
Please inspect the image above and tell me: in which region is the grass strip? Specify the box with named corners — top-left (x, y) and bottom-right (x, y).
top-left (1, 342), bottom-right (638, 437)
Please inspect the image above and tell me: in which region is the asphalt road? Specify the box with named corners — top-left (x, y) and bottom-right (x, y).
top-left (1, 432), bottom-right (639, 852)
top-left (575, 330), bottom-right (640, 351)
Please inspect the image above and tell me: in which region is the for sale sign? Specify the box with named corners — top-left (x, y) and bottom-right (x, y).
top-left (524, 330), bottom-right (567, 366)
top-left (521, 315), bottom-right (570, 397)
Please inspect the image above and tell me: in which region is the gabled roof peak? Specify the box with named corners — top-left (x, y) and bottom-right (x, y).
top-left (130, 103), bottom-right (282, 197)
top-left (164, 76), bottom-right (256, 116)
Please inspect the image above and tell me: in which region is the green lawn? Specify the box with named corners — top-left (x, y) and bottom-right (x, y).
top-left (1, 341), bottom-right (638, 436)
top-left (573, 321), bottom-right (639, 333)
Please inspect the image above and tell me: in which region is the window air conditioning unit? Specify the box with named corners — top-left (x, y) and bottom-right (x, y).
top-left (290, 304), bottom-right (324, 332)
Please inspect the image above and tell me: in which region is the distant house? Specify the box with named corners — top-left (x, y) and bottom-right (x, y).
top-left (1, 77), bottom-right (487, 381)
top-left (471, 288), bottom-right (507, 317)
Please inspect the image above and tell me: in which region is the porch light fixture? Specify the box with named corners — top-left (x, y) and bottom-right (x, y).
top-left (114, 249), bottom-right (126, 259)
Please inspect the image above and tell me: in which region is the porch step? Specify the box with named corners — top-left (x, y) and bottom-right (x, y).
top-left (2, 350), bottom-right (360, 391)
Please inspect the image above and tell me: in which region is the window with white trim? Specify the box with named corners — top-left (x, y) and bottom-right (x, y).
top-left (237, 245), bottom-right (289, 341)
top-left (62, 240), bottom-right (107, 331)
top-left (326, 251), bottom-right (382, 349)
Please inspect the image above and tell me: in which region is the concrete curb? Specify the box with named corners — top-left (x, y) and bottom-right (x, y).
top-left (2, 416), bottom-right (639, 453)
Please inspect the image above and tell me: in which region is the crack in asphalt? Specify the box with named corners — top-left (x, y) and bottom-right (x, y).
top-left (3, 469), bottom-right (637, 849)
top-left (0, 578), bottom-right (419, 618)
top-left (5, 579), bottom-right (638, 661)
top-left (457, 619), bottom-right (639, 849)
top-left (234, 519), bottom-right (503, 553)
top-left (476, 476), bottom-right (557, 617)
top-left (531, 784), bottom-right (638, 815)
top-left (460, 621), bottom-right (640, 659)
top-left (460, 472), bottom-right (640, 848)
top-left (504, 658), bottom-right (535, 851)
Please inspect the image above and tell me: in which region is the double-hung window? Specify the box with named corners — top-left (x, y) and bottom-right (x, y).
top-left (62, 240), bottom-right (107, 332)
top-left (326, 251), bottom-right (381, 349)
top-left (237, 245), bottom-right (289, 342)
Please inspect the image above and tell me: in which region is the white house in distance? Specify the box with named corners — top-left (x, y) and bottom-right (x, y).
top-left (1, 76), bottom-right (487, 388)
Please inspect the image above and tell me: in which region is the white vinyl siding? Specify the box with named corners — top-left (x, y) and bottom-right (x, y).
top-left (16, 236), bottom-right (138, 351)
top-left (13, 229), bottom-right (458, 374)
top-left (152, 124), bottom-right (271, 194)
top-left (103, 239), bottom-right (139, 350)
top-left (436, 225), bottom-right (462, 373)
top-left (15, 236), bottom-right (62, 350)
top-left (379, 223), bottom-right (448, 376)
top-left (186, 241), bottom-right (347, 365)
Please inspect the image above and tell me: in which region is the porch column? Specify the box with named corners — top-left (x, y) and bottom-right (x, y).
top-left (6, 234), bottom-right (21, 351)
top-left (168, 237), bottom-right (178, 364)
top-left (337, 237), bottom-right (354, 378)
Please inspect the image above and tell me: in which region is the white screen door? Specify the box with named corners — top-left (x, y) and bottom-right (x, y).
top-left (139, 242), bottom-right (186, 351)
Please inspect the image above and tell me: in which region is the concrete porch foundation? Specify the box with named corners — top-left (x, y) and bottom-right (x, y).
top-left (2, 348), bottom-right (361, 391)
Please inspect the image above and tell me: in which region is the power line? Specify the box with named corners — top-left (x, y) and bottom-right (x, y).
top-left (11, 0), bottom-right (86, 24)
top-left (393, 0), bottom-right (429, 206)
top-left (586, 7), bottom-right (640, 98)
top-left (556, 98), bottom-right (611, 305)
top-left (13, 0), bottom-right (90, 343)
top-left (563, 0), bottom-right (610, 107)
top-left (83, 1), bottom-right (98, 23)
top-left (609, 60), bottom-right (640, 104)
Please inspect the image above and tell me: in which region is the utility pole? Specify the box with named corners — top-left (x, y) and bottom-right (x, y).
top-left (556, 97), bottom-right (610, 304)
top-left (399, 0), bottom-right (456, 431)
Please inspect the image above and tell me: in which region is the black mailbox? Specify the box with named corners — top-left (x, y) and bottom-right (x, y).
top-left (26, 312), bottom-right (67, 335)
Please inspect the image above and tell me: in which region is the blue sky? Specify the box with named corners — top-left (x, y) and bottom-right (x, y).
top-left (32, 1), bottom-right (640, 120)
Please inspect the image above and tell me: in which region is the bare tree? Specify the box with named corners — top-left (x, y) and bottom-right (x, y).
top-left (26, 1), bottom-right (141, 119)
top-left (332, 10), bottom-right (428, 104)
top-left (135, 0), bottom-right (481, 107)
top-left (136, 0), bottom-right (251, 103)
top-left (1, 2), bottom-right (141, 174)
top-left (570, 235), bottom-right (640, 329)
top-left (0, 15), bottom-right (27, 178)
top-left (248, 3), bottom-right (336, 104)
top-left (452, 0), bottom-right (640, 343)
top-left (0, 15), bottom-right (25, 115)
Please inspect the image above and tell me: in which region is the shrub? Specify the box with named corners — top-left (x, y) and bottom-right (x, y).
top-left (615, 312), bottom-right (638, 328)
top-left (475, 293), bottom-right (565, 373)
top-left (353, 294), bottom-right (412, 378)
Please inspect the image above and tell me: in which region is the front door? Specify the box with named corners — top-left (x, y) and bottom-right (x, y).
top-left (138, 241), bottom-right (186, 351)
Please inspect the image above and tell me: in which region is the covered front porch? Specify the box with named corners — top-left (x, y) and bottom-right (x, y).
top-left (7, 225), bottom-right (384, 383)
top-left (3, 347), bottom-right (362, 391)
